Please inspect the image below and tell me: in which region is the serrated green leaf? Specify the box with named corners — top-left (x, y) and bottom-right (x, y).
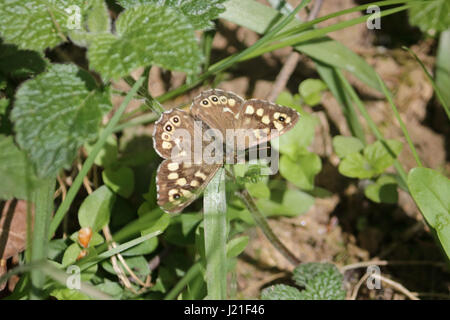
top-left (332, 135), bottom-right (364, 158)
top-left (78, 185), bottom-right (116, 232)
top-left (293, 262), bottom-right (345, 300)
top-left (0, 41), bottom-right (47, 77)
top-left (0, 0), bottom-right (89, 51)
top-left (102, 166), bottom-right (135, 198)
top-left (279, 153), bottom-right (321, 191)
top-left (409, 0), bottom-right (450, 33)
top-left (85, 4), bottom-right (203, 79)
top-left (0, 135), bottom-right (39, 200)
top-left (298, 79), bottom-right (327, 106)
top-left (261, 284), bottom-right (303, 300)
top-left (408, 168), bottom-right (450, 258)
top-left (87, 0), bottom-right (110, 33)
top-left (117, 0), bottom-right (227, 30)
top-left (11, 63), bottom-right (111, 178)
top-left (365, 175), bottom-right (398, 204)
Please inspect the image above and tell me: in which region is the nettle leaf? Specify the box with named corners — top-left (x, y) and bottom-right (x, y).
top-left (0, 0), bottom-right (90, 51)
top-left (84, 4), bottom-right (203, 80)
top-left (116, 0), bottom-right (227, 30)
top-left (87, 0), bottom-right (110, 33)
top-left (332, 135), bottom-right (364, 158)
top-left (365, 174), bottom-right (398, 204)
top-left (0, 135), bottom-right (39, 200)
top-left (78, 185), bottom-right (116, 232)
top-left (409, 0), bottom-right (450, 33)
top-left (11, 64), bottom-right (110, 178)
top-left (408, 168), bottom-right (450, 258)
top-left (261, 284), bottom-right (303, 300)
top-left (293, 263), bottom-right (346, 300)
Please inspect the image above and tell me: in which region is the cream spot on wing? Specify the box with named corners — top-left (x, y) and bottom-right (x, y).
top-left (167, 162), bottom-right (179, 171)
top-left (162, 141), bottom-right (172, 149)
top-left (162, 133), bottom-right (171, 141)
top-left (244, 118), bottom-right (251, 125)
top-left (234, 113), bottom-right (240, 119)
top-left (219, 96), bottom-right (227, 103)
top-left (245, 105), bottom-right (254, 114)
top-left (274, 121), bottom-right (284, 131)
top-left (195, 171), bottom-right (207, 180)
top-left (168, 189), bottom-right (178, 196)
top-left (180, 189), bottom-right (192, 197)
top-left (223, 107), bottom-right (234, 114)
top-left (190, 180), bottom-right (200, 187)
top-left (285, 116), bottom-right (291, 124)
top-left (168, 173), bottom-right (179, 180)
top-left (256, 108), bottom-right (264, 117)
top-left (274, 112), bottom-right (280, 119)
top-left (209, 95), bottom-right (219, 105)
top-left (176, 178), bottom-right (187, 186)
top-left (261, 115), bottom-right (270, 124)
top-left (228, 99), bottom-right (236, 107)
top-left (170, 116), bottom-right (181, 126)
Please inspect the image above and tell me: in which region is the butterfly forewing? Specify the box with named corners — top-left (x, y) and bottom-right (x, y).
top-left (236, 99), bottom-right (300, 149)
top-left (190, 89), bottom-right (245, 137)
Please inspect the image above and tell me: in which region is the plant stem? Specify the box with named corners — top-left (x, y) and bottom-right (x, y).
top-left (237, 189), bottom-right (301, 266)
top-left (203, 168), bottom-right (228, 299)
top-left (48, 75), bottom-right (146, 239)
top-left (29, 178), bottom-right (55, 299)
top-left (164, 261), bottom-right (202, 300)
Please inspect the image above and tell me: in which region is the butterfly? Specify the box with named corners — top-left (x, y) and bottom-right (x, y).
top-left (152, 89), bottom-right (300, 213)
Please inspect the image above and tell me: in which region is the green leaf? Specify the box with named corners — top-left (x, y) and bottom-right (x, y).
top-left (121, 237), bottom-right (158, 256)
top-left (364, 140), bottom-right (403, 174)
top-left (0, 41), bottom-right (47, 78)
top-left (102, 166), bottom-right (135, 198)
top-left (261, 284), bottom-right (303, 300)
top-left (276, 91), bottom-right (302, 111)
top-left (408, 168), bottom-right (450, 258)
top-left (365, 175), bottom-right (398, 204)
top-left (84, 4), bottom-right (203, 79)
top-left (246, 181), bottom-right (270, 199)
top-left (137, 205), bottom-right (171, 235)
top-left (282, 188), bottom-right (314, 215)
top-left (102, 255), bottom-right (150, 281)
top-left (87, 0), bottom-right (110, 33)
top-left (0, 0), bottom-right (89, 51)
top-left (117, 0), bottom-right (227, 30)
top-left (293, 262), bottom-right (346, 300)
top-left (409, 0), bottom-right (450, 33)
top-left (0, 135), bottom-right (39, 200)
top-left (226, 236), bottom-right (249, 258)
top-left (11, 63), bottom-right (111, 178)
top-left (298, 79), bottom-right (327, 106)
top-left (332, 135), bottom-right (364, 158)
top-left (50, 288), bottom-right (91, 300)
top-left (78, 185), bottom-right (116, 232)
top-left (338, 152), bottom-right (375, 179)
top-left (96, 280), bottom-right (124, 299)
top-left (62, 243), bottom-right (82, 267)
top-left (339, 140), bottom-right (403, 179)
top-left (279, 153), bottom-right (321, 191)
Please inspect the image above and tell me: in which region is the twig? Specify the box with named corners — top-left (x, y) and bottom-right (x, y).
top-left (350, 271), bottom-right (370, 300)
top-left (372, 274), bottom-right (419, 300)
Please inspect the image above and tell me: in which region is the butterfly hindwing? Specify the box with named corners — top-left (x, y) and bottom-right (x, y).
top-left (156, 159), bottom-right (221, 213)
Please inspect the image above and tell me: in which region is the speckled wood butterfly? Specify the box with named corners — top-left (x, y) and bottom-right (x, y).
top-left (153, 89), bottom-right (300, 213)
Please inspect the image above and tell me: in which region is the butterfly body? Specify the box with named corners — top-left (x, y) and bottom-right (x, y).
top-left (153, 89), bottom-right (300, 213)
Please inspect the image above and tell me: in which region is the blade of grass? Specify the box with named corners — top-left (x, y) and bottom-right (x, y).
top-left (29, 178), bottom-right (55, 299)
top-left (48, 75), bottom-right (146, 239)
top-left (435, 29), bottom-right (450, 112)
top-left (376, 73), bottom-right (423, 167)
top-left (203, 168), bottom-right (227, 299)
top-left (403, 46), bottom-right (450, 120)
top-left (164, 261), bottom-right (202, 300)
top-left (337, 71), bottom-right (409, 187)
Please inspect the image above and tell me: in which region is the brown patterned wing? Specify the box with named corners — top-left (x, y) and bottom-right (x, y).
top-left (190, 89), bottom-right (245, 137)
top-left (235, 99), bottom-right (300, 149)
top-left (156, 159), bottom-right (221, 213)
